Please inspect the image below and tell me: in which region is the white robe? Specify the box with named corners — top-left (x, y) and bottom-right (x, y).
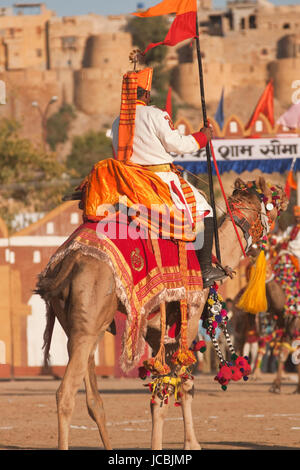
top-left (111, 104), bottom-right (212, 219)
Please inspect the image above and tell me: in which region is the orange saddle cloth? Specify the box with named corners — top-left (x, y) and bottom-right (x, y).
top-left (80, 158), bottom-right (197, 242)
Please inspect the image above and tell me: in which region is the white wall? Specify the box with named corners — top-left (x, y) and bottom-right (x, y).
top-left (27, 294), bottom-right (68, 367)
top-left (27, 294), bottom-right (99, 367)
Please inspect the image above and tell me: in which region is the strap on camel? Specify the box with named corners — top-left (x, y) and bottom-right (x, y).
top-left (143, 237), bottom-right (171, 376)
top-left (143, 238), bottom-right (197, 376)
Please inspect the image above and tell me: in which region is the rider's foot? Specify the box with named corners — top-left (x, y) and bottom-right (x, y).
top-left (201, 266), bottom-right (227, 288)
top-left (196, 218), bottom-right (228, 289)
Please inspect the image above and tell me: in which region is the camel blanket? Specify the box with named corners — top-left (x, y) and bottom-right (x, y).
top-left (40, 218), bottom-right (205, 372)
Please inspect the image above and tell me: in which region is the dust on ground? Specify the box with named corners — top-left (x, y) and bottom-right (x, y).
top-left (0, 372), bottom-right (299, 451)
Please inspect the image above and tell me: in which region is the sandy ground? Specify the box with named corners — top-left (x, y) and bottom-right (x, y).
top-left (0, 372), bottom-right (299, 452)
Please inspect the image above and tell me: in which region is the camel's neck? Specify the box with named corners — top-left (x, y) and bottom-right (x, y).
top-left (214, 217), bottom-right (248, 269)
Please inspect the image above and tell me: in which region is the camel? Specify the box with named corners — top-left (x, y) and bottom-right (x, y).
top-left (236, 245), bottom-right (300, 392)
top-left (266, 266), bottom-right (300, 394)
top-left (35, 176), bottom-right (288, 450)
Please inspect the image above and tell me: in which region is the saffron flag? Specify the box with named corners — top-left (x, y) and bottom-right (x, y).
top-left (133, 0), bottom-right (198, 54)
top-left (284, 170), bottom-right (297, 199)
top-left (214, 88), bottom-right (224, 130)
top-left (245, 80), bottom-right (274, 130)
top-left (165, 86), bottom-right (173, 120)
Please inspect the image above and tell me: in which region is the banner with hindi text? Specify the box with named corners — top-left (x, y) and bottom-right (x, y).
top-left (174, 137), bottom-right (300, 174)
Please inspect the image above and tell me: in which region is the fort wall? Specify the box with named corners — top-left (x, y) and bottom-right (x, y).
top-left (74, 32), bottom-right (132, 116)
top-left (269, 57), bottom-right (300, 107)
top-left (0, 2), bottom-right (299, 145)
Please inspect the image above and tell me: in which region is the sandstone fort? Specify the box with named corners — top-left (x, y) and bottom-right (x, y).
top-left (0, 1), bottom-right (299, 144)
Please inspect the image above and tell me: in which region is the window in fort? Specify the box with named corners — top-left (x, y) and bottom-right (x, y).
top-left (249, 15), bottom-right (256, 29)
top-left (261, 48), bottom-right (268, 56)
top-left (62, 36), bottom-right (77, 51)
top-left (283, 23), bottom-right (290, 29)
top-left (240, 18), bottom-right (245, 30)
top-left (210, 15), bottom-right (223, 36)
top-left (104, 58), bottom-right (109, 63)
top-left (36, 49), bottom-right (42, 57)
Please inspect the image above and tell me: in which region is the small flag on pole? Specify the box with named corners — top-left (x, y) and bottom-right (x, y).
top-left (245, 80), bottom-right (274, 130)
top-left (284, 157), bottom-right (297, 199)
top-left (214, 88), bottom-right (224, 130)
top-left (133, 0), bottom-right (198, 54)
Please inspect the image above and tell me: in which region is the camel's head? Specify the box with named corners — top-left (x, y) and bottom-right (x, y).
top-left (233, 176), bottom-right (288, 228)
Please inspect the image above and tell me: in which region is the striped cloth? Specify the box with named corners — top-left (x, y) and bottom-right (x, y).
top-left (117, 73), bottom-right (138, 162)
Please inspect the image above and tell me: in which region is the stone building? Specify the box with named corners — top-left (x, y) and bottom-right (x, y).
top-left (168, 0), bottom-right (300, 124)
top-left (0, 3), bottom-right (132, 142)
top-left (0, 200), bottom-right (152, 378)
top-left (0, 1), bottom-right (299, 145)
top-left (0, 3), bottom-right (54, 72)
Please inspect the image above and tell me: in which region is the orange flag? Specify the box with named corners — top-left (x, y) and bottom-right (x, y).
top-left (133, 0), bottom-right (197, 54)
top-left (285, 170), bottom-right (297, 199)
top-left (245, 80), bottom-right (274, 130)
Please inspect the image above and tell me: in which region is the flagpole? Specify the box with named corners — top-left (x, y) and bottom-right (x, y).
top-left (195, 16), bottom-right (221, 263)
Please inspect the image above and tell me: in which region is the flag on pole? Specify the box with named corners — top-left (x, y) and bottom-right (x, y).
top-left (284, 157), bottom-right (297, 199)
top-left (214, 88), bottom-right (224, 130)
top-left (245, 80), bottom-right (274, 130)
top-left (133, 0), bottom-right (198, 54)
top-left (165, 86), bottom-right (173, 119)
top-left (285, 170), bottom-right (297, 199)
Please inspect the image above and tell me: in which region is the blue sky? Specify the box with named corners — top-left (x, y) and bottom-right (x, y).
top-left (0, 0), bottom-right (298, 16)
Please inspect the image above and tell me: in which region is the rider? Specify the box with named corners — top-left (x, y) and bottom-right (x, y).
top-left (111, 66), bottom-right (227, 288)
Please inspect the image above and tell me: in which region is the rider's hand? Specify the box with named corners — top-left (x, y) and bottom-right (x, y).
top-left (200, 126), bottom-right (213, 142)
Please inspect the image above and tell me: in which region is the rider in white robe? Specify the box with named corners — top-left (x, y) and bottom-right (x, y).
top-left (111, 87), bottom-right (227, 288)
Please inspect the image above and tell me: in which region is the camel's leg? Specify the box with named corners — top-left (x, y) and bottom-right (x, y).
top-left (292, 364), bottom-right (300, 394)
top-left (269, 348), bottom-right (289, 394)
top-left (150, 396), bottom-right (170, 450)
top-left (297, 364), bottom-right (300, 393)
top-left (56, 333), bottom-right (96, 450)
top-left (84, 354), bottom-right (112, 449)
top-left (181, 379), bottom-right (201, 450)
top-left (252, 351), bottom-right (263, 380)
